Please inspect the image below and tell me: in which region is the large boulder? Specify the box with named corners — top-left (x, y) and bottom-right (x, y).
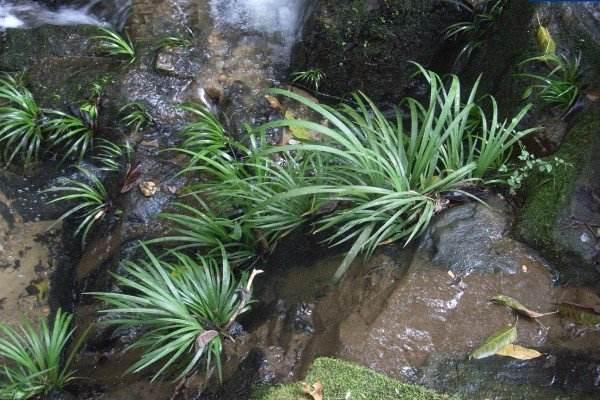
top-left (517, 109), bottom-right (600, 284)
top-left (212, 198), bottom-right (600, 399)
top-left (290, 0), bottom-right (464, 104)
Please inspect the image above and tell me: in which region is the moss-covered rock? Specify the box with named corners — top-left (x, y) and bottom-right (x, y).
top-left (251, 357), bottom-right (457, 400)
top-left (516, 109), bottom-right (600, 283)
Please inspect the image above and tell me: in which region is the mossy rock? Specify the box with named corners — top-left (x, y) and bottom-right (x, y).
top-left (516, 109), bottom-right (600, 283)
top-left (251, 357), bottom-right (457, 400)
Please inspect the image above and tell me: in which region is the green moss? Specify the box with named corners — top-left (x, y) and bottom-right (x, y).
top-left (251, 357), bottom-right (458, 400)
top-left (517, 113), bottom-right (598, 252)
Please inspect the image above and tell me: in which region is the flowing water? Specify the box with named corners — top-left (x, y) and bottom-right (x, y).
top-left (0, 0), bottom-right (130, 29)
top-left (209, 0), bottom-right (312, 56)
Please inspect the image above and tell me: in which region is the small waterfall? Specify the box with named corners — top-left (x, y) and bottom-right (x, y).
top-left (209, 0), bottom-right (313, 58)
top-left (0, 0), bottom-right (131, 30)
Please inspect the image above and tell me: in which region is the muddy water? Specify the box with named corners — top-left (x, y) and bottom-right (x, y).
top-left (0, 190), bottom-right (59, 327)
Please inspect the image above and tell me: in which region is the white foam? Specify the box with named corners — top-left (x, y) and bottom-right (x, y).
top-left (0, 12), bottom-right (23, 28)
top-left (209, 0), bottom-right (310, 44)
top-left (0, 0), bottom-right (119, 29)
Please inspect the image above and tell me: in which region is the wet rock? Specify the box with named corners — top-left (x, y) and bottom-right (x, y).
top-left (221, 198), bottom-right (600, 399)
top-left (421, 351), bottom-right (600, 400)
top-left (154, 46), bottom-right (205, 78)
top-left (0, 24), bottom-right (100, 71)
top-left (420, 196), bottom-right (518, 275)
top-left (119, 144), bottom-right (186, 240)
top-left (291, 0), bottom-right (464, 104)
top-left (220, 81), bottom-right (284, 142)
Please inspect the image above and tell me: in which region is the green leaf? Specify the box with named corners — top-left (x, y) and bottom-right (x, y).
top-left (469, 325), bottom-right (517, 360)
top-left (490, 294), bottom-right (557, 319)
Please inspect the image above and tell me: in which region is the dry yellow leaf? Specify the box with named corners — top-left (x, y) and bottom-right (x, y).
top-left (264, 95), bottom-right (281, 110)
top-left (301, 380), bottom-right (323, 400)
top-left (496, 344), bottom-right (543, 360)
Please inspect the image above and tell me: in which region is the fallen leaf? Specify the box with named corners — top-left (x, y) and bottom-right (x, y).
top-left (139, 181), bottom-right (159, 197)
top-left (284, 110), bottom-right (312, 140)
top-left (301, 380), bottom-right (323, 400)
top-left (120, 163), bottom-right (143, 193)
top-left (491, 295), bottom-right (557, 319)
top-left (195, 330), bottom-right (218, 352)
top-left (264, 95), bottom-right (281, 110)
top-left (469, 325), bottom-right (517, 360)
top-left (495, 344), bottom-right (543, 360)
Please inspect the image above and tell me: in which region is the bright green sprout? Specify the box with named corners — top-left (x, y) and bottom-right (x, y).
top-left (0, 309), bottom-right (88, 400)
top-left (120, 101), bottom-right (152, 133)
top-left (94, 27), bottom-right (136, 63)
top-left (0, 73), bottom-right (43, 166)
top-left (291, 68), bottom-right (326, 92)
top-left (91, 245), bottom-right (262, 382)
top-left (45, 167), bottom-right (110, 247)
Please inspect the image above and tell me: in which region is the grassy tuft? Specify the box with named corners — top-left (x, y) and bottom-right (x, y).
top-left (120, 101), bottom-right (153, 133)
top-left (93, 137), bottom-right (133, 173)
top-left (519, 52), bottom-right (582, 111)
top-left (0, 310), bottom-right (86, 400)
top-left (94, 27), bottom-right (136, 63)
top-left (259, 64), bottom-right (535, 280)
top-left (0, 73), bottom-right (43, 166)
top-left (45, 167), bottom-right (110, 247)
top-left (91, 245), bottom-right (261, 382)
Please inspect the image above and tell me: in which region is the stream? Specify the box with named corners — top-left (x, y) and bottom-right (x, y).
top-left (1, 0), bottom-right (600, 399)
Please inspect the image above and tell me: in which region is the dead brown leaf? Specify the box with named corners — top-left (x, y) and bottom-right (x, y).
top-left (495, 344), bottom-right (543, 360)
top-left (301, 380), bottom-right (323, 400)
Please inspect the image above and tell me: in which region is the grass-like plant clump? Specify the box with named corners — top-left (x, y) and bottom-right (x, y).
top-left (291, 68), bottom-right (326, 92)
top-left (91, 245), bottom-right (261, 382)
top-left (44, 108), bottom-right (95, 163)
top-left (93, 137), bottom-right (133, 172)
top-left (166, 64), bottom-right (535, 280)
top-left (443, 0), bottom-right (506, 66)
top-left (94, 27), bottom-right (136, 63)
top-left (46, 167), bottom-right (110, 246)
top-left (258, 65), bottom-right (535, 279)
top-left (120, 101), bottom-right (152, 133)
top-left (146, 197), bottom-right (256, 266)
top-left (0, 73), bottom-right (43, 166)
top-left (519, 52), bottom-right (582, 111)
top-left (0, 310), bottom-right (86, 400)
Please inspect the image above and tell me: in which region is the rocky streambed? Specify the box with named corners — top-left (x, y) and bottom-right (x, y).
top-left (1, 0), bottom-right (600, 399)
